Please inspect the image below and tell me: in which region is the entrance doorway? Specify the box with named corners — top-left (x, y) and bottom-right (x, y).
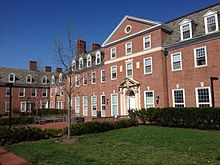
top-left (126, 90), bottom-right (136, 110)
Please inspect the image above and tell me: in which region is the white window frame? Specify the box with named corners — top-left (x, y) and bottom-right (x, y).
top-left (83, 73), bottom-right (88, 85)
top-left (91, 72), bottom-right (96, 84)
top-left (58, 73), bottom-right (62, 83)
top-left (79, 57), bottom-right (83, 70)
top-left (56, 101), bottom-right (62, 109)
top-left (26, 75), bottom-right (32, 84)
top-left (111, 65), bottom-right (117, 80)
top-left (144, 90), bottom-right (155, 108)
top-left (194, 46), bottom-right (207, 68)
top-left (42, 89), bottom-right (48, 97)
top-left (51, 75), bottom-right (55, 84)
top-left (101, 95), bottom-right (106, 117)
top-left (83, 96), bottom-right (88, 116)
top-left (75, 97), bottom-right (80, 115)
top-left (203, 11), bottom-right (219, 34)
top-left (126, 61), bottom-right (133, 77)
top-left (91, 95), bottom-right (97, 117)
top-left (31, 88), bottom-right (37, 97)
top-left (42, 76), bottom-right (47, 84)
top-left (143, 57), bottom-right (152, 74)
top-left (20, 101), bottom-right (33, 112)
top-left (143, 35), bottom-right (151, 50)
top-left (5, 102), bottom-right (10, 112)
top-left (87, 55), bottom-right (92, 67)
top-left (5, 87), bottom-right (12, 97)
top-left (101, 70), bottom-right (105, 83)
top-left (171, 52), bottom-right (182, 71)
top-left (96, 51), bottom-right (101, 65)
top-left (195, 87), bottom-right (212, 107)
top-left (172, 89), bottom-right (185, 107)
top-left (111, 47), bottom-right (116, 59)
top-left (111, 93), bottom-right (118, 116)
top-left (19, 88), bottom-right (25, 97)
top-left (179, 19), bottom-right (192, 41)
top-left (75, 75), bottom-right (80, 87)
top-left (125, 42), bottom-right (132, 55)
top-left (8, 73), bottom-right (15, 83)
top-left (72, 60), bottom-right (76, 71)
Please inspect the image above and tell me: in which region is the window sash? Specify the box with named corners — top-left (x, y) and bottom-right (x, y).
top-left (111, 94), bottom-right (118, 116)
top-left (101, 70), bottom-right (105, 82)
top-left (92, 72), bottom-right (96, 84)
top-left (83, 96), bottom-right (88, 116)
top-left (111, 66), bottom-right (117, 79)
top-left (144, 36), bottom-right (151, 49)
top-left (91, 96), bottom-right (97, 116)
top-left (19, 88), bottom-right (25, 97)
top-left (144, 58), bottom-right (152, 74)
top-left (173, 89), bottom-right (185, 107)
top-left (145, 91), bottom-right (154, 108)
top-left (111, 48), bottom-right (116, 59)
top-left (75, 97), bottom-right (80, 114)
top-left (196, 87), bottom-right (211, 107)
top-left (195, 47), bottom-right (207, 67)
top-left (126, 42), bottom-right (132, 54)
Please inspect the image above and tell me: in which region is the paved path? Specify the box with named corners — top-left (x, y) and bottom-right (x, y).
top-left (0, 147), bottom-right (29, 165)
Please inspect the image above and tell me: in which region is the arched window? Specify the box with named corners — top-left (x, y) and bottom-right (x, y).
top-left (96, 51), bottom-right (101, 65)
top-left (87, 55), bottom-right (91, 67)
top-left (8, 73), bottom-right (15, 83)
top-left (26, 75), bottom-right (32, 83)
top-left (42, 76), bottom-right (47, 84)
top-left (58, 73), bottom-right (62, 83)
top-left (79, 57), bottom-right (83, 69)
top-left (72, 60), bottom-right (76, 71)
top-left (51, 75), bottom-right (55, 84)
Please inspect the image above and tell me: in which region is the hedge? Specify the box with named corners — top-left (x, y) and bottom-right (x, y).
top-left (70, 119), bottom-right (138, 136)
top-left (128, 107), bottom-right (220, 130)
top-left (31, 108), bottom-right (68, 116)
top-left (0, 116), bottom-right (33, 126)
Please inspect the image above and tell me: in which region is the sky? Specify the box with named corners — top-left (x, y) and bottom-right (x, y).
top-left (0, 0), bottom-right (219, 70)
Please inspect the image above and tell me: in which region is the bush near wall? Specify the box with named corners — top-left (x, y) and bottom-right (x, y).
top-left (31, 108), bottom-right (68, 116)
top-left (128, 108), bottom-right (220, 130)
top-left (0, 116), bottom-right (33, 126)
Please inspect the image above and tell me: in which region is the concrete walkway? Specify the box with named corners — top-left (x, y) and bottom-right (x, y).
top-left (0, 147), bottom-right (29, 165)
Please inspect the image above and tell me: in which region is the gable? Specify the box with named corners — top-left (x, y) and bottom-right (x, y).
top-left (102, 16), bottom-right (161, 46)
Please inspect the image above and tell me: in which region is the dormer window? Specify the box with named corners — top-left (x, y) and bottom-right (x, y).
top-left (179, 19), bottom-right (192, 41)
top-left (8, 73), bottom-right (15, 83)
top-left (72, 60), bottom-right (76, 71)
top-left (58, 73), bottom-right (62, 83)
top-left (26, 75), bottom-right (32, 84)
top-left (42, 76), bottom-right (47, 84)
top-left (79, 57), bottom-right (83, 69)
top-left (96, 51), bottom-right (101, 65)
top-left (203, 11), bottom-right (219, 34)
top-left (87, 55), bottom-right (91, 67)
top-left (51, 75), bottom-right (55, 84)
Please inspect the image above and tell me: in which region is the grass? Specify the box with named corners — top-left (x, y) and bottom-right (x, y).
top-left (5, 126), bottom-right (220, 165)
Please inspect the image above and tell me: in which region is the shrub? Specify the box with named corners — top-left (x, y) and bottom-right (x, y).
top-left (0, 116), bottom-right (33, 126)
top-left (32, 108), bottom-right (68, 116)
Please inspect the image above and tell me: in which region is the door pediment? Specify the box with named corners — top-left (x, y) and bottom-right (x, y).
top-left (118, 78), bottom-right (140, 89)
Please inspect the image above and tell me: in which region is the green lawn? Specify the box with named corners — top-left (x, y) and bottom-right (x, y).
top-left (5, 126), bottom-right (220, 165)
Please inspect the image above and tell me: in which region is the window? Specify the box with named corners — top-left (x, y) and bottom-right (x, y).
top-left (20, 101), bottom-right (33, 112)
top-left (143, 35), bottom-right (151, 50)
top-left (204, 11), bottom-right (219, 34)
top-left (56, 101), bottom-right (62, 109)
top-left (101, 95), bottom-right (106, 117)
top-left (83, 96), bottom-right (88, 116)
top-left (75, 97), bottom-right (80, 115)
top-left (26, 75), bottom-right (32, 83)
top-left (19, 88), bottom-right (25, 97)
top-left (83, 73), bottom-right (87, 85)
top-left (125, 42), bottom-right (132, 55)
top-left (144, 57), bottom-right (152, 74)
top-left (179, 20), bottom-right (192, 40)
top-left (5, 87), bottom-right (12, 97)
top-left (8, 73), bottom-right (15, 83)
top-left (5, 102), bottom-right (10, 112)
top-left (111, 47), bottom-right (116, 59)
top-left (60, 90), bottom-right (64, 96)
top-left (96, 51), bottom-right (101, 65)
top-left (196, 87), bottom-right (211, 107)
top-left (72, 60), bottom-right (76, 71)
top-left (144, 91), bottom-right (154, 108)
top-left (91, 96), bottom-right (97, 116)
top-left (42, 89), bottom-right (48, 97)
top-left (31, 88), bottom-right (37, 97)
top-left (101, 70), bottom-right (105, 83)
top-left (41, 100), bottom-right (48, 109)
top-left (51, 75), bottom-right (55, 84)
top-left (58, 73), bottom-right (62, 83)
top-left (171, 52), bottom-right (182, 71)
top-left (75, 75), bottom-right (80, 87)
top-left (111, 66), bottom-right (117, 80)
top-left (87, 55), bottom-right (91, 67)
top-left (51, 88), bottom-right (54, 97)
top-left (172, 89), bottom-right (185, 107)
top-left (79, 57), bottom-right (83, 69)
top-left (111, 93), bottom-right (118, 116)
top-left (91, 72), bottom-right (96, 84)
top-left (42, 76), bottom-right (47, 84)
top-left (194, 46), bottom-right (207, 67)
top-left (126, 61), bottom-right (133, 77)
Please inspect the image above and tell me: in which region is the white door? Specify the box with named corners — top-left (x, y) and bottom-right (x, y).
top-left (128, 96), bottom-right (136, 110)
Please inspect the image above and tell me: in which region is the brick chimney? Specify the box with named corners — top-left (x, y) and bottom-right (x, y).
top-left (56, 67), bottom-right (62, 73)
top-left (29, 61), bottom-right (37, 71)
top-left (91, 43), bottom-right (100, 51)
top-left (45, 66), bottom-right (52, 72)
top-left (76, 40), bottom-right (86, 57)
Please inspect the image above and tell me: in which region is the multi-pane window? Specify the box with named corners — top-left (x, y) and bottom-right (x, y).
top-left (75, 75), bottom-right (80, 87)
top-left (194, 47), bottom-right (207, 67)
top-left (91, 72), bottom-right (96, 84)
top-left (111, 66), bottom-right (117, 80)
top-left (144, 57), bottom-right (152, 74)
top-left (19, 88), bottom-right (25, 97)
top-left (58, 73), bottom-right (62, 83)
top-left (83, 73), bottom-right (87, 85)
top-left (83, 96), bottom-right (88, 116)
top-left (111, 94), bottom-right (118, 116)
top-left (125, 42), bottom-right (132, 55)
top-left (101, 70), bottom-right (105, 82)
top-left (5, 87), bottom-right (11, 97)
top-left (31, 88), bottom-right (37, 97)
top-left (8, 73), bottom-right (15, 83)
top-left (75, 97), bottom-right (80, 115)
top-left (96, 52), bottom-right (101, 65)
top-left (51, 88), bottom-right (54, 97)
top-left (56, 101), bottom-right (62, 109)
top-left (5, 102), bottom-right (10, 112)
top-left (79, 58), bottom-right (83, 69)
top-left (91, 96), bottom-right (97, 116)
top-left (87, 55), bottom-right (91, 67)
top-left (42, 76), bottom-right (47, 84)
top-left (111, 47), bottom-right (116, 59)
top-left (181, 23), bottom-right (191, 40)
top-left (126, 61), bottom-right (133, 77)
top-left (101, 95), bottom-right (106, 117)
top-left (42, 89), bottom-right (48, 97)
top-left (144, 91), bottom-right (154, 108)
top-left (196, 87), bottom-right (211, 107)
top-left (72, 60), bottom-right (76, 71)
top-left (204, 11), bottom-right (219, 34)
top-left (20, 101), bottom-right (33, 112)
top-left (26, 75), bottom-right (32, 83)
top-left (172, 89), bottom-right (185, 107)
top-left (171, 52), bottom-right (182, 71)
top-left (143, 36), bottom-right (151, 49)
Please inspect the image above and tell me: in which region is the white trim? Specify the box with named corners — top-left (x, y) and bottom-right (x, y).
top-left (5, 87), bottom-right (12, 97)
top-left (100, 95), bottom-right (106, 117)
top-left (91, 71), bottom-right (96, 84)
top-left (171, 52), bottom-right (182, 71)
top-left (96, 51), bottom-right (101, 65)
top-left (26, 74), bottom-right (32, 84)
top-left (124, 25), bottom-right (132, 34)
top-left (111, 65), bottom-right (117, 80)
top-left (19, 88), bottom-right (25, 97)
top-left (51, 75), bottom-right (55, 84)
top-left (110, 47), bottom-right (117, 59)
top-left (83, 73), bottom-right (88, 85)
top-left (125, 42), bottom-right (132, 55)
top-left (203, 10), bottom-right (219, 34)
top-left (195, 87), bottom-right (212, 107)
top-left (194, 46), bottom-right (207, 68)
top-left (8, 73), bottom-right (15, 83)
top-left (143, 57), bottom-right (152, 74)
top-left (72, 60), bottom-right (76, 71)
top-left (79, 57), bottom-right (83, 70)
top-left (91, 95), bottom-right (97, 117)
top-left (42, 89), bottom-right (48, 97)
top-left (75, 97), bottom-right (80, 114)
top-left (83, 96), bottom-right (88, 116)
top-left (143, 35), bottom-right (151, 50)
top-left (101, 70), bottom-right (105, 83)
top-left (179, 19), bottom-right (192, 41)
top-left (87, 54), bottom-right (91, 67)
top-left (42, 76), bottom-right (47, 84)
top-left (105, 46), bottom-right (163, 65)
top-left (31, 88), bottom-right (37, 97)
top-left (75, 75), bottom-right (80, 87)
top-left (126, 60), bottom-right (133, 77)
top-left (111, 93), bottom-right (118, 116)
top-left (144, 90), bottom-right (155, 108)
top-left (58, 73), bottom-right (62, 83)
top-left (172, 88), bottom-right (185, 107)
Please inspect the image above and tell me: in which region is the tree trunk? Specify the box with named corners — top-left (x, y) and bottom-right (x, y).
top-left (67, 75), bottom-right (72, 138)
